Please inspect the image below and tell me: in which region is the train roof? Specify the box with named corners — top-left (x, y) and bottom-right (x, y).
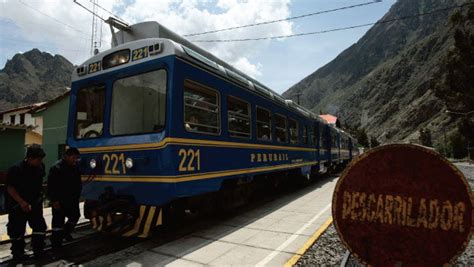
top-left (72, 21), bottom-right (334, 128)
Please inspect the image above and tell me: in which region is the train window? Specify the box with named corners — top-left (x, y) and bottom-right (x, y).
top-left (275, 114), bottom-right (287, 143)
top-left (110, 69), bottom-right (167, 135)
top-left (256, 106), bottom-right (271, 141)
top-left (228, 96), bottom-right (251, 138)
top-left (312, 125), bottom-right (318, 146)
top-left (332, 132), bottom-right (338, 148)
top-left (289, 119), bottom-right (298, 144)
top-left (303, 125), bottom-right (308, 145)
top-left (75, 84), bottom-right (105, 139)
top-left (321, 128), bottom-right (329, 148)
top-left (184, 80), bottom-right (220, 134)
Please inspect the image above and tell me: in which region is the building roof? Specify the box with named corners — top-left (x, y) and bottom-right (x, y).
top-left (319, 114), bottom-right (338, 125)
top-left (30, 88), bottom-right (70, 113)
top-left (0, 102), bottom-right (46, 116)
top-left (0, 88), bottom-right (70, 116)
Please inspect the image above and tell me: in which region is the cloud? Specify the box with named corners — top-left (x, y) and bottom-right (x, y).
top-left (120, 0), bottom-right (293, 77)
top-left (0, 0), bottom-right (113, 65)
top-left (233, 57), bottom-right (262, 78)
top-left (1, 0), bottom-right (292, 79)
top-left (118, 0), bottom-right (293, 77)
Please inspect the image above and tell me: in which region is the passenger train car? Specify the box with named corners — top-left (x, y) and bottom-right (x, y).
top-left (68, 21), bottom-right (359, 237)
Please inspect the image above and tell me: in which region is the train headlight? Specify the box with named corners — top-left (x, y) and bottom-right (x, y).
top-left (89, 159), bottom-right (97, 169)
top-left (125, 158), bottom-right (134, 169)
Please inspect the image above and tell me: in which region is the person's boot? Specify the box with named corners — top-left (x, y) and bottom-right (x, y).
top-left (33, 249), bottom-right (47, 260)
top-left (49, 245), bottom-right (64, 260)
top-left (63, 233), bottom-right (74, 242)
top-left (31, 234), bottom-right (46, 261)
top-left (11, 239), bottom-right (26, 262)
top-left (12, 253), bottom-right (27, 262)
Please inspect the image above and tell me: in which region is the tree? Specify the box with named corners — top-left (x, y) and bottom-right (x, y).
top-left (356, 128), bottom-right (369, 148)
top-left (435, 7), bottom-right (474, 113)
top-left (457, 117), bottom-right (474, 160)
top-left (419, 128), bottom-right (433, 147)
top-left (370, 136), bottom-right (380, 148)
top-left (450, 132), bottom-right (468, 159)
top-left (433, 6), bottom-right (474, 158)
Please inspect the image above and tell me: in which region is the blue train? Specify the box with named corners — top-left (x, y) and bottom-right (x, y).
top-left (67, 21), bottom-right (359, 237)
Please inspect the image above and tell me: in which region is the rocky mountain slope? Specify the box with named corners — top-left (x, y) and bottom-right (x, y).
top-left (0, 49), bottom-right (74, 112)
top-left (283, 0), bottom-right (473, 144)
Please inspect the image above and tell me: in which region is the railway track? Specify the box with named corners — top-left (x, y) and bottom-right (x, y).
top-left (0, 174), bottom-right (336, 265)
top-left (0, 215), bottom-right (206, 265)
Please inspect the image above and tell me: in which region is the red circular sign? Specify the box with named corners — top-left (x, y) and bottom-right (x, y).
top-left (333, 144), bottom-right (473, 266)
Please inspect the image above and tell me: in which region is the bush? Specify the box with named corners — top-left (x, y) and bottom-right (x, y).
top-left (419, 128), bottom-right (433, 147)
top-left (370, 136), bottom-right (380, 148)
top-left (449, 132), bottom-right (468, 159)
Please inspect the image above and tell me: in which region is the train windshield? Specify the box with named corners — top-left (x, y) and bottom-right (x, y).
top-left (75, 85), bottom-right (106, 139)
top-left (110, 69), bottom-right (167, 135)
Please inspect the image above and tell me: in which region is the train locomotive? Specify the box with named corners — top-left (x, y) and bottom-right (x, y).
top-left (68, 20), bottom-right (359, 237)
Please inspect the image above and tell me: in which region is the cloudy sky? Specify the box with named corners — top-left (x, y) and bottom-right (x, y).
top-left (0, 0), bottom-right (396, 93)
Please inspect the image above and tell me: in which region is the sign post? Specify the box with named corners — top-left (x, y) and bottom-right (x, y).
top-left (332, 144), bottom-right (473, 266)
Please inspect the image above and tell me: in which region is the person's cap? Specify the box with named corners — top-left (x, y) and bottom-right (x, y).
top-left (26, 145), bottom-right (46, 159)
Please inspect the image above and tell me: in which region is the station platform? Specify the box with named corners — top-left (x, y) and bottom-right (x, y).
top-left (87, 177), bottom-right (337, 266)
top-left (0, 202), bottom-right (87, 241)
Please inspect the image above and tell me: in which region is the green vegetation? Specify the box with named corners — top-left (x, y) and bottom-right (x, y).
top-left (370, 136), bottom-right (380, 148)
top-left (356, 128), bottom-right (370, 148)
top-left (434, 5), bottom-right (474, 159)
top-left (419, 128), bottom-right (432, 147)
top-left (435, 131), bottom-right (470, 159)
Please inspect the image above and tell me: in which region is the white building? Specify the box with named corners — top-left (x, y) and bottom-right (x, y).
top-left (0, 103), bottom-right (45, 145)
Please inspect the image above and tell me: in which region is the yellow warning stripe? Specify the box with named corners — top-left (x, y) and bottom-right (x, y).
top-left (155, 209), bottom-right (163, 226)
top-left (138, 207), bottom-right (156, 238)
top-left (123, 205), bottom-right (146, 237)
top-left (284, 217), bottom-right (333, 267)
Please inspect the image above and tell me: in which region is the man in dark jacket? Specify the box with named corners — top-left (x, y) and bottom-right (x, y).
top-left (6, 145), bottom-right (47, 261)
top-left (47, 147), bottom-right (82, 250)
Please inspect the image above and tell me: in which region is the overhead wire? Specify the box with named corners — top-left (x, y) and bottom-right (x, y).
top-left (88, 0), bottom-right (128, 24)
top-left (189, 2), bottom-right (474, 43)
top-left (18, 0), bottom-right (90, 37)
top-left (14, 0), bottom-right (109, 44)
top-left (184, 1), bottom-right (380, 37)
top-left (73, 0), bottom-right (106, 22)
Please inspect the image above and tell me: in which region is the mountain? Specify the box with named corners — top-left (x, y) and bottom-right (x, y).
top-left (0, 49), bottom-right (74, 112)
top-left (283, 0), bottom-right (474, 145)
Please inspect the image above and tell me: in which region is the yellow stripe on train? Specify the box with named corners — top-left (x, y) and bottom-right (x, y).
top-left (78, 137), bottom-right (319, 153)
top-left (81, 161), bottom-right (319, 183)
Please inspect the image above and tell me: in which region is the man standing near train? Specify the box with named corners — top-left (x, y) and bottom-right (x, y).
top-left (6, 145), bottom-right (47, 261)
top-left (47, 147), bottom-right (82, 251)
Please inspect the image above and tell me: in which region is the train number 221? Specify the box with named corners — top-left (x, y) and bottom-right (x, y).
top-left (178, 149), bottom-right (201, 172)
top-left (103, 153), bottom-right (126, 174)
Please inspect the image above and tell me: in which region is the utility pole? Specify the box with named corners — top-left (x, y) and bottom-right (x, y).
top-left (90, 0), bottom-right (99, 55)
